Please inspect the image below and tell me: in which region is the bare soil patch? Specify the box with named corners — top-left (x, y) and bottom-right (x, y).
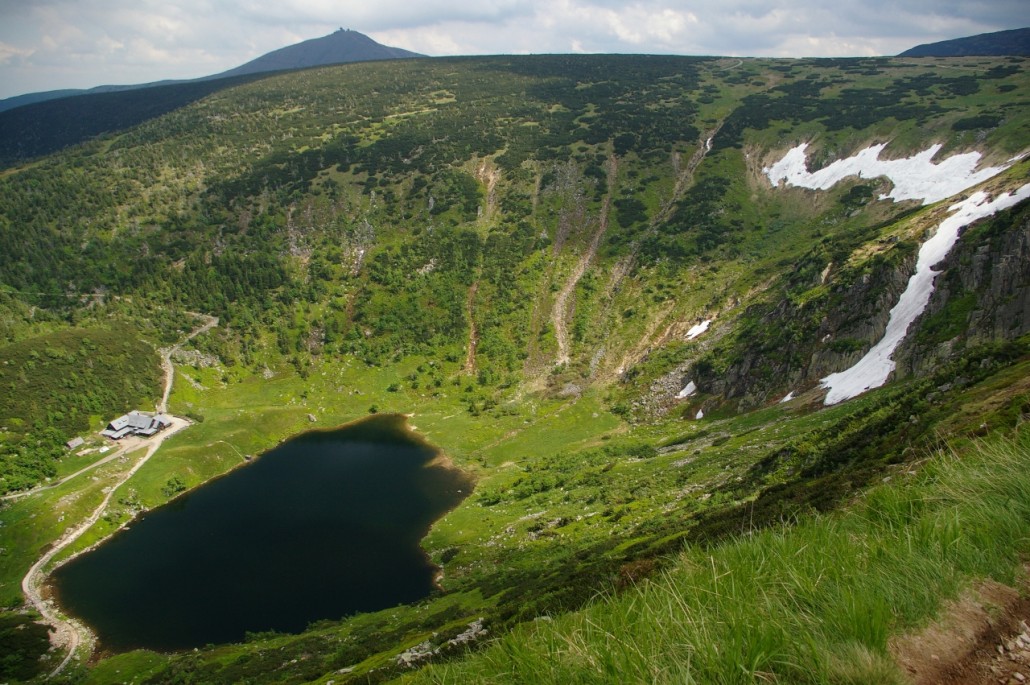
top-left (893, 575), bottom-right (1030, 684)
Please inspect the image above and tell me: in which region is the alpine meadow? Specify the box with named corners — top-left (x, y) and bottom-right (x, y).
top-left (1, 49), bottom-right (1029, 685)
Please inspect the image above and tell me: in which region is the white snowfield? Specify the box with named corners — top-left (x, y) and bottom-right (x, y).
top-left (686, 319), bottom-right (711, 340)
top-left (820, 183), bottom-right (1030, 405)
top-left (677, 380), bottom-right (697, 399)
top-left (764, 142), bottom-right (1030, 405)
top-left (764, 143), bottom-right (1014, 205)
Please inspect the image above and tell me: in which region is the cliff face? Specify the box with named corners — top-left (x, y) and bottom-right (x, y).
top-left (650, 202), bottom-right (1030, 414)
top-left (898, 203), bottom-right (1030, 376)
top-left (663, 251), bottom-right (915, 411)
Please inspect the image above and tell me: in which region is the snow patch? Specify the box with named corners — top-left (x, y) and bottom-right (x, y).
top-left (779, 391), bottom-right (795, 404)
top-left (764, 143), bottom-right (1014, 206)
top-left (821, 183), bottom-right (1030, 405)
top-left (677, 381), bottom-right (697, 399)
top-left (686, 319), bottom-right (711, 340)
top-left (695, 408), bottom-right (704, 419)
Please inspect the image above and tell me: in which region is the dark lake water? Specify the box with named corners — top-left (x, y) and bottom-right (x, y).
top-left (50, 414), bottom-right (471, 652)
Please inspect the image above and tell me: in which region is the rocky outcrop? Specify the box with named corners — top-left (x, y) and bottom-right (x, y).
top-left (898, 203), bottom-right (1030, 376)
top-left (679, 250), bottom-right (916, 410)
top-left (653, 201), bottom-right (1030, 413)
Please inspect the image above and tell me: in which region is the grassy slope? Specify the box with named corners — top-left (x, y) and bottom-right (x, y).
top-left (0, 445), bottom-right (149, 607)
top-left (409, 426), bottom-right (1030, 685)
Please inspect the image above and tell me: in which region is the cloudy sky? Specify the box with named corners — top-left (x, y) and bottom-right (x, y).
top-left (0, 0), bottom-right (1026, 99)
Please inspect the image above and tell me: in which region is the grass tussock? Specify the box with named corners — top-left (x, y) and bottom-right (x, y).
top-left (410, 428), bottom-right (1030, 684)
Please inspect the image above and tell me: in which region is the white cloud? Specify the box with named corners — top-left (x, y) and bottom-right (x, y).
top-left (369, 27), bottom-right (463, 56)
top-left (96, 35), bottom-right (125, 54)
top-left (0, 40), bottom-right (32, 65)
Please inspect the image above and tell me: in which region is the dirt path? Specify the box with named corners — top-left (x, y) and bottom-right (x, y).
top-left (158, 313), bottom-right (218, 414)
top-left (893, 575), bottom-right (1030, 684)
top-left (552, 154), bottom-right (617, 367)
top-left (23, 416), bottom-right (191, 677)
top-left (476, 158), bottom-right (501, 222)
top-left (4, 314), bottom-right (216, 504)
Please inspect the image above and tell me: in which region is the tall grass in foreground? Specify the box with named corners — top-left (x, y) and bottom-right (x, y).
top-left (409, 428), bottom-right (1030, 684)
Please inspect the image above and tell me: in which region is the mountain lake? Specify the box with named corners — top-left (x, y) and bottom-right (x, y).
top-left (49, 414), bottom-right (472, 652)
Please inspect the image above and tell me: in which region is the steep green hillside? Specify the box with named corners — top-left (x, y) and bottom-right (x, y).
top-left (0, 54), bottom-right (1028, 683)
top-left (411, 424), bottom-right (1030, 684)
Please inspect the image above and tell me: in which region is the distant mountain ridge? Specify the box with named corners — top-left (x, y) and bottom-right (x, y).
top-left (0, 29), bottom-right (422, 114)
top-left (899, 27), bottom-right (1030, 57)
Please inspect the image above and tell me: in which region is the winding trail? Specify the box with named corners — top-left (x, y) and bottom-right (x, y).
top-left (21, 312), bottom-right (215, 678)
top-left (552, 154), bottom-right (617, 367)
top-left (1, 439), bottom-right (143, 503)
top-left (158, 313), bottom-right (218, 414)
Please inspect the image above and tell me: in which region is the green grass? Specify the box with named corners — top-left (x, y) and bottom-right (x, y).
top-left (52, 439), bottom-right (115, 479)
top-left (82, 650), bottom-right (168, 685)
top-left (4, 341), bottom-right (1024, 684)
top-left (408, 427), bottom-right (1030, 684)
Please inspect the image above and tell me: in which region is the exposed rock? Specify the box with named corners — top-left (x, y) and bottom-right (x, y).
top-left (170, 348), bottom-right (221, 368)
top-left (393, 619), bottom-right (488, 668)
top-left (558, 383), bottom-right (582, 398)
top-left (691, 251), bottom-right (914, 410)
top-left (395, 640), bottom-right (435, 667)
top-left (445, 618), bottom-right (487, 648)
top-left (898, 205), bottom-right (1030, 376)
top-left (640, 202), bottom-right (1029, 414)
